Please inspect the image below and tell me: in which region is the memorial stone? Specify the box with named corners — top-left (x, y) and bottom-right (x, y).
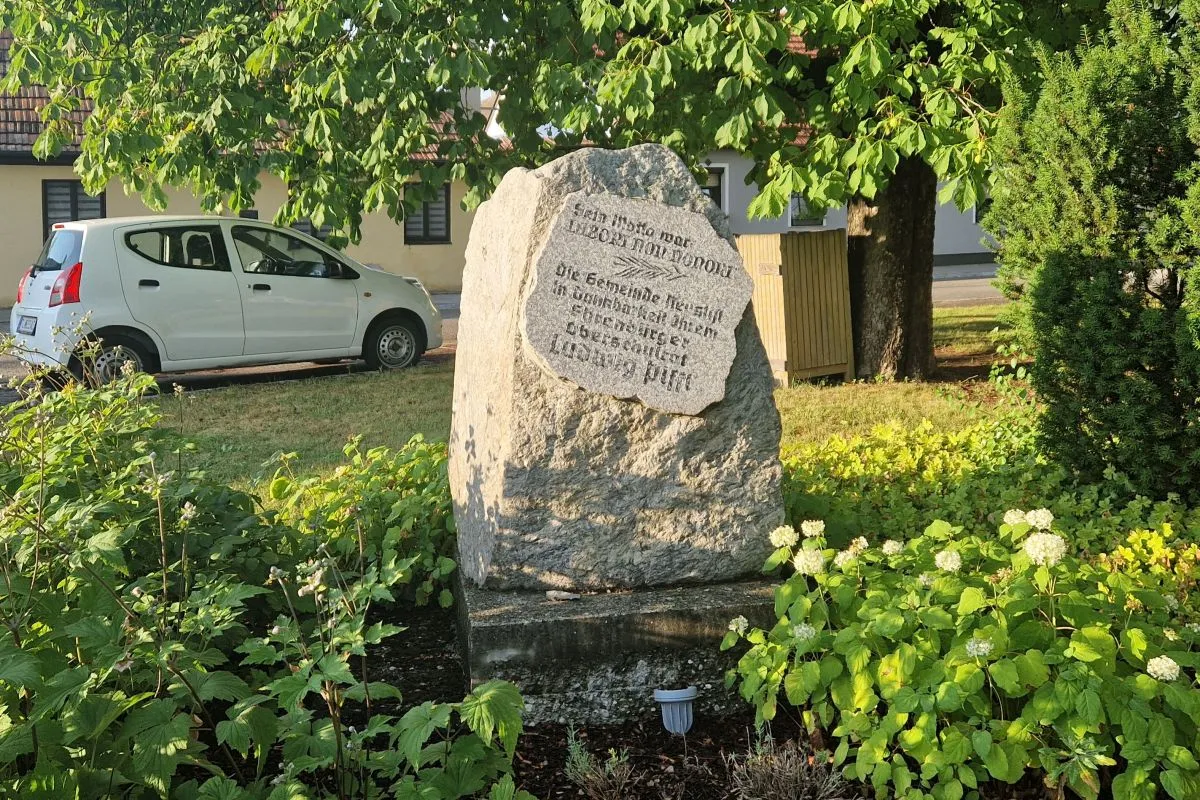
top-left (522, 192), bottom-right (752, 415)
top-left (450, 144), bottom-right (783, 592)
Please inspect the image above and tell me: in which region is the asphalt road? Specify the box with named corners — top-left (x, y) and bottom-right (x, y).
top-left (932, 264), bottom-right (1003, 307)
top-left (0, 270), bottom-right (997, 403)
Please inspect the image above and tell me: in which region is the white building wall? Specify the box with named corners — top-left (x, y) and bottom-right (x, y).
top-left (702, 149), bottom-right (992, 264)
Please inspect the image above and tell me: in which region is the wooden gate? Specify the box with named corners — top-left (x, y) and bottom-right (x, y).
top-left (736, 230), bottom-right (855, 385)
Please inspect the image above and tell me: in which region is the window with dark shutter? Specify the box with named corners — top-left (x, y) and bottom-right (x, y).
top-left (404, 184), bottom-right (451, 244)
top-left (292, 218), bottom-right (332, 240)
top-left (42, 180), bottom-right (106, 238)
top-left (700, 168), bottom-right (725, 212)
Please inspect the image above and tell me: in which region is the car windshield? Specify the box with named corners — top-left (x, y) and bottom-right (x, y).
top-left (33, 229), bottom-right (83, 273)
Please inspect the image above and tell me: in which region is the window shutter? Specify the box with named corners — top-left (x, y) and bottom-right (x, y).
top-left (426, 191), bottom-right (448, 239)
top-left (404, 212), bottom-right (425, 240)
top-left (44, 182), bottom-right (74, 227)
top-left (76, 192), bottom-right (103, 221)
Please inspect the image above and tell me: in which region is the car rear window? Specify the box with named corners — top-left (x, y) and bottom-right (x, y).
top-left (33, 229), bottom-right (83, 272)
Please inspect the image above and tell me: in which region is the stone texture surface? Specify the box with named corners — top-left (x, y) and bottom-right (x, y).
top-left (457, 578), bottom-right (776, 725)
top-left (523, 192), bottom-right (752, 415)
top-left (450, 144), bottom-right (783, 591)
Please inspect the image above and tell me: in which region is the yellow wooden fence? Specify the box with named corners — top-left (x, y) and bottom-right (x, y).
top-left (736, 230), bottom-right (855, 385)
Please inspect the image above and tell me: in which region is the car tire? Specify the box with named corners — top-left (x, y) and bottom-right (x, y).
top-left (73, 334), bottom-right (155, 385)
top-left (364, 315), bottom-right (422, 370)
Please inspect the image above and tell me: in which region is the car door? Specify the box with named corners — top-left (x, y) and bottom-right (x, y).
top-left (228, 224), bottom-right (359, 356)
top-left (115, 223), bottom-right (246, 361)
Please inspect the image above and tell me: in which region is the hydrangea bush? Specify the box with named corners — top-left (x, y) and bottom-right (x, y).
top-left (724, 514), bottom-right (1200, 799)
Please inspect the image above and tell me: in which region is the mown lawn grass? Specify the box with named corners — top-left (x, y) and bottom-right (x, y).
top-left (161, 304), bottom-right (1009, 487)
top-left (932, 304), bottom-right (1010, 355)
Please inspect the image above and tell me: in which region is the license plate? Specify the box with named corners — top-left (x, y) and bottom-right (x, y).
top-left (16, 316), bottom-right (36, 335)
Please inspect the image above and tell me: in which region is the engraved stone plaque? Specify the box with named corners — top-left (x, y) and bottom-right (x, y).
top-left (521, 192), bottom-right (753, 415)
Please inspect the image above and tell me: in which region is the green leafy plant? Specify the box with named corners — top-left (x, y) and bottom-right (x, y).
top-left (267, 435), bottom-right (458, 608)
top-left (726, 514), bottom-right (1200, 799)
top-left (0, 365), bottom-right (531, 799)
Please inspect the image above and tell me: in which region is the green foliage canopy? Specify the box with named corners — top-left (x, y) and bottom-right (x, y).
top-left (0, 0), bottom-right (1104, 239)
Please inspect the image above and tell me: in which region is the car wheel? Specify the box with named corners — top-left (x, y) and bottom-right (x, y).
top-left (365, 317), bottom-right (422, 370)
top-left (76, 335), bottom-right (154, 385)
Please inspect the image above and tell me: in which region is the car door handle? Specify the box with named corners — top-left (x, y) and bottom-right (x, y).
top-left (251, 283), bottom-right (271, 291)
top-left (138, 279), bottom-right (159, 288)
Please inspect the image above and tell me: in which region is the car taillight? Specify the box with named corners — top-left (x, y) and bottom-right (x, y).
top-left (16, 268), bottom-right (31, 304)
top-left (49, 261), bottom-right (83, 307)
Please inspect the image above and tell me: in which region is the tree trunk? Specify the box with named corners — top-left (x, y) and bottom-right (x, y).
top-left (846, 156), bottom-right (938, 379)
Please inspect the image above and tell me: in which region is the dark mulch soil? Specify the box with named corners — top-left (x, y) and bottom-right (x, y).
top-left (382, 602), bottom-right (1057, 800)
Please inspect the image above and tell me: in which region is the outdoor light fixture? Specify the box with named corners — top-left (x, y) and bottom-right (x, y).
top-left (653, 686), bottom-right (698, 735)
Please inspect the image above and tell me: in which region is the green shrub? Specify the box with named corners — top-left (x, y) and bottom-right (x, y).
top-left (725, 514), bottom-right (1200, 800)
top-left (0, 372), bottom-right (530, 799)
top-left (985, 1), bottom-right (1200, 500)
top-left (268, 436), bottom-right (458, 608)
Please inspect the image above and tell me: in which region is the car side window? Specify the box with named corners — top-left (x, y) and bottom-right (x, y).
top-left (231, 226), bottom-right (357, 279)
top-left (124, 226), bottom-right (232, 271)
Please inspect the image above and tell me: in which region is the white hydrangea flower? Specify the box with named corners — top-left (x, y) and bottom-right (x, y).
top-left (833, 550), bottom-right (856, 569)
top-left (1165, 595), bottom-right (1180, 611)
top-left (881, 540), bottom-right (903, 556)
top-left (918, 572), bottom-right (934, 587)
top-left (1003, 509), bottom-right (1027, 526)
top-left (1025, 508), bottom-right (1055, 530)
top-left (769, 525), bottom-right (799, 549)
top-left (792, 548), bottom-right (826, 575)
top-left (792, 623), bottom-right (816, 642)
top-left (1147, 655), bottom-right (1181, 682)
top-left (1023, 532), bottom-right (1067, 567)
top-left (848, 537), bottom-right (869, 555)
top-left (800, 520), bottom-right (826, 538)
top-left (965, 637), bottom-right (993, 658)
top-left (728, 615), bottom-right (749, 635)
top-left (934, 550), bottom-right (962, 573)
top-left (1187, 623), bottom-right (1200, 635)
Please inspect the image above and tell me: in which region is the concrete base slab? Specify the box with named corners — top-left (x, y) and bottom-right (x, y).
top-left (457, 579), bottom-right (776, 725)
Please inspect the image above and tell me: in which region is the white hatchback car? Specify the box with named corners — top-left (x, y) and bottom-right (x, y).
top-left (10, 216), bottom-right (443, 381)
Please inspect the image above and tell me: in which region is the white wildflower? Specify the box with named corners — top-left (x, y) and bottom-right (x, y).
top-left (1003, 509), bottom-right (1027, 526)
top-left (848, 537), bottom-right (869, 555)
top-left (131, 586), bottom-right (144, 598)
top-left (792, 548), bottom-right (826, 575)
top-left (728, 616), bottom-right (749, 635)
top-left (800, 520), bottom-right (826, 538)
top-left (1025, 508), bottom-right (1055, 530)
top-left (179, 501), bottom-right (197, 524)
top-left (1023, 532), bottom-right (1067, 567)
top-left (934, 550), bottom-right (962, 573)
top-left (1188, 623), bottom-right (1200, 636)
top-left (882, 540), bottom-right (903, 556)
top-left (769, 525), bottom-right (799, 549)
top-left (1147, 655), bottom-right (1181, 682)
top-left (833, 550), bottom-right (856, 570)
top-left (965, 638), bottom-right (993, 658)
top-left (918, 573), bottom-right (934, 587)
top-left (792, 623), bottom-right (816, 642)
top-left (268, 566), bottom-right (287, 585)
top-left (270, 625), bottom-right (284, 636)
top-left (1165, 595), bottom-right (1180, 611)
top-left (1164, 629), bottom-right (1179, 642)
